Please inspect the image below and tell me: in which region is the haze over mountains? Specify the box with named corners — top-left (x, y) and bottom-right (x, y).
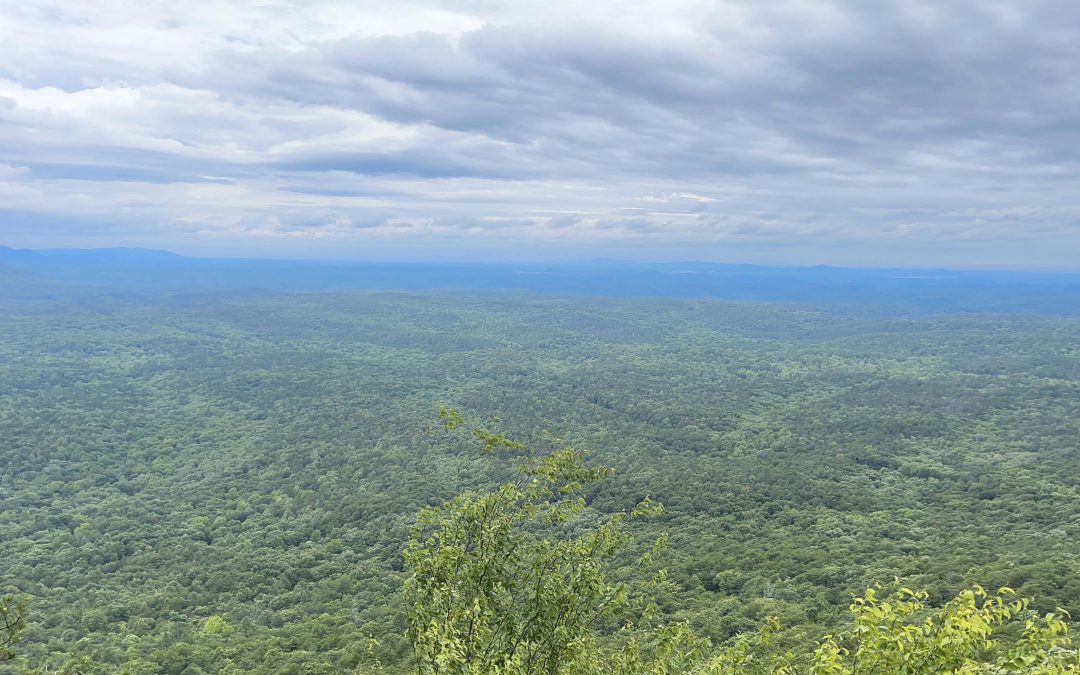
top-left (3, 246), bottom-right (1080, 316)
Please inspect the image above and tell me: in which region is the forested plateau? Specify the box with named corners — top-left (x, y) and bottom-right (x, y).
top-left (2, 266), bottom-right (1080, 672)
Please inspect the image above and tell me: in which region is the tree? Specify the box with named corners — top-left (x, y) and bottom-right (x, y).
top-left (0, 594), bottom-right (27, 663)
top-left (809, 584), bottom-right (1077, 674)
top-left (403, 408), bottom-right (705, 674)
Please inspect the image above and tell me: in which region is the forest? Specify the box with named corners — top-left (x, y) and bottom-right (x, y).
top-left (2, 255), bottom-right (1080, 672)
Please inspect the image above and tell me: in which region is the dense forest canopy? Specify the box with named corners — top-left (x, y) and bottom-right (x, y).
top-left (1, 252), bottom-right (1079, 672)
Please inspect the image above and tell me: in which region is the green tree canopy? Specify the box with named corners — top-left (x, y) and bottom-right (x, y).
top-left (404, 409), bottom-right (706, 674)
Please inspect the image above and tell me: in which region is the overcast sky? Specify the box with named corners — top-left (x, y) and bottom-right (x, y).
top-left (2, 1), bottom-right (1079, 268)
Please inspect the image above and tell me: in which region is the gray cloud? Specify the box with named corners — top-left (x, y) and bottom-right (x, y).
top-left (1, 0), bottom-right (1079, 267)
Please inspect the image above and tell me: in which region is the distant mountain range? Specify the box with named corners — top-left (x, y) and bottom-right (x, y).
top-left (3, 246), bottom-right (1080, 314)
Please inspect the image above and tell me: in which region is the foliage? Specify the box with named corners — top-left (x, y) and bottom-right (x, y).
top-left (405, 413), bottom-right (696, 674)
top-left (701, 616), bottom-right (792, 674)
top-left (808, 584), bottom-right (1077, 674)
top-left (0, 595), bottom-right (27, 663)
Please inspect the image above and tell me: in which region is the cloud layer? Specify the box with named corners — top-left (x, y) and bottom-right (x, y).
top-left (2, 0), bottom-right (1079, 267)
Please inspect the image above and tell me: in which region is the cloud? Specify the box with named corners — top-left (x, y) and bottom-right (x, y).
top-left (0, 163), bottom-right (30, 180)
top-left (0, 0), bottom-right (1078, 267)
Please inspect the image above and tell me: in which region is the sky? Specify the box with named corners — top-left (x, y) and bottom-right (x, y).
top-left (2, 1), bottom-right (1079, 268)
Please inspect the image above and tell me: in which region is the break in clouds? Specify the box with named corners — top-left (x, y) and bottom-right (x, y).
top-left (2, 0), bottom-right (1080, 267)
